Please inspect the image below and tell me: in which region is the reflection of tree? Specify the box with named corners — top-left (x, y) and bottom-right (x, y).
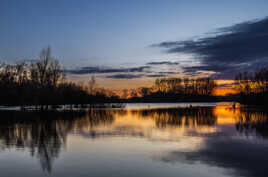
top-left (0, 107), bottom-right (242, 173)
top-left (235, 109), bottom-right (268, 138)
top-left (72, 109), bottom-right (115, 137)
top-left (158, 108), bottom-right (268, 177)
top-left (131, 107), bottom-right (217, 128)
top-left (0, 110), bottom-right (115, 172)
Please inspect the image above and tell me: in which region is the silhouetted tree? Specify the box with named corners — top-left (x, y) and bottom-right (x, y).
top-left (235, 68), bottom-right (268, 105)
top-left (0, 47), bottom-right (121, 109)
top-left (127, 77), bottom-right (216, 102)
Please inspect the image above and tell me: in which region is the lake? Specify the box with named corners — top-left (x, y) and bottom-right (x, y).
top-left (0, 103), bottom-right (268, 177)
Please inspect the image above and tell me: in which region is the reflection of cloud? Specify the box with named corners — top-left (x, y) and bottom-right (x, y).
top-left (4, 107), bottom-right (268, 177)
top-left (65, 66), bottom-right (150, 75)
top-left (154, 17), bottom-right (268, 79)
top-left (155, 108), bottom-right (268, 177)
top-left (159, 136), bottom-right (268, 177)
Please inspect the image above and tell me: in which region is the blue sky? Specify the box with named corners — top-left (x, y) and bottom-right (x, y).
top-left (1, 0), bottom-right (268, 86)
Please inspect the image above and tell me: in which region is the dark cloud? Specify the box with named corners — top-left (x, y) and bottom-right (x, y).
top-left (183, 65), bottom-right (229, 73)
top-left (105, 72), bottom-right (178, 79)
top-left (158, 71), bottom-right (180, 74)
top-left (145, 71), bottom-right (181, 78)
top-left (64, 65), bottom-right (181, 79)
top-left (146, 74), bottom-right (166, 78)
top-left (105, 74), bottom-right (144, 79)
top-left (146, 61), bottom-right (179, 65)
top-left (65, 66), bottom-right (150, 75)
top-left (183, 70), bottom-right (204, 77)
top-left (154, 17), bottom-right (268, 79)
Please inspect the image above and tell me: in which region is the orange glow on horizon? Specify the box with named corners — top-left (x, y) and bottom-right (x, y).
top-left (212, 87), bottom-right (238, 96)
top-left (67, 75), bottom-right (238, 97)
top-left (212, 80), bottom-right (238, 96)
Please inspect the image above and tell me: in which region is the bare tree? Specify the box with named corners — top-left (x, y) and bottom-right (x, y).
top-left (30, 47), bottom-right (63, 87)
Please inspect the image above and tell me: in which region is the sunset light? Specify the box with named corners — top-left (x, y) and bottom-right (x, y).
top-left (1, 1), bottom-right (268, 177)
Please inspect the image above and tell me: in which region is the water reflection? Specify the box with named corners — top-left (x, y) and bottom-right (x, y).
top-left (0, 106), bottom-right (268, 177)
top-left (0, 110), bottom-right (115, 172)
top-left (235, 108), bottom-right (268, 138)
top-left (157, 107), bottom-right (268, 177)
top-left (131, 107), bottom-right (217, 128)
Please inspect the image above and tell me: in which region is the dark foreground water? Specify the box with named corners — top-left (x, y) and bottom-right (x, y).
top-left (0, 103), bottom-right (268, 177)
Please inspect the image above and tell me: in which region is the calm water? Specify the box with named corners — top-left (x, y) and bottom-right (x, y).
top-left (1, 103), bottom-right (268, 177)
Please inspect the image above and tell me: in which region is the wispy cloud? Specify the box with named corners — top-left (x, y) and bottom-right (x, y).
top-left (146, 61), bottom-right (179, 65)
top-left (64, 64), bottom-right (182, 79)
top-left (65, 66), bottom-right (150, 75)
top-left (154, 17), bottom-right (268, 79)
top-left (105, 74), bottom-right (144, 79)
top-left (146, 74), bottom-right (166, 78)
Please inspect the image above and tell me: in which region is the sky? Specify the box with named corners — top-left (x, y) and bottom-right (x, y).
top-left (1, 0), bottom-right (268, 90)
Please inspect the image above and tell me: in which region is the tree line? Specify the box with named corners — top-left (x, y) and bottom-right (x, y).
top-left (235, 68), bottom-right (268, 105)
top-left (0, 47), bottom-right (120, 109)
top-left (153, 77), bottom-right (216, 95)
top-left (125, 77), bottom-right (217, 102)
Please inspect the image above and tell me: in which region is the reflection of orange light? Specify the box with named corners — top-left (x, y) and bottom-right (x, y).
top-left (213, 106), bottom-right (239, 124)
